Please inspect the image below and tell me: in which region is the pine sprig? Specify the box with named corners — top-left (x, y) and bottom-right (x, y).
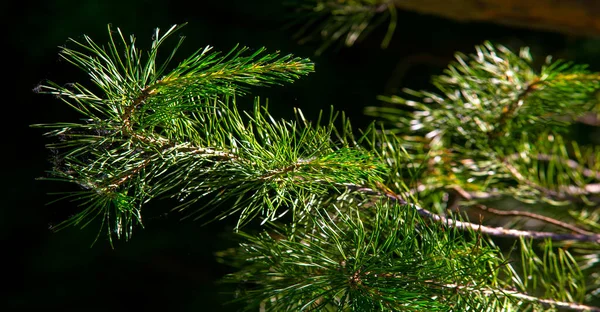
top-left (167, 98), bottom-right (387, 229)
top-left (369, 42), bottom-right (600, 139)
top-left (363, 41), bottom-right (600, 309)
top-left (33, 24), bottom-right (317, 242)
top-left (366, 42), bottom-right (600, 210)
top-left (221, 201), bottom-right (551, 311)
top-left (158, 45), bottom-right (314, 96)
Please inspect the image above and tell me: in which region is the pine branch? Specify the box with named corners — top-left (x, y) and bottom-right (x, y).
top-left (221, 201), bottom-right (520, 311)
top-left (367, 42), bottom-right (600, 208)
top-left (33, 24), bottom-right (316, 242)
top-left (345, 183), bottom-right (600, 243)
top-left (361, 41), bottom-right (600, 308)
top-left (221, 198), bottom-right (595, 311)
top-left (473, 202), bottom-right (593, 235)
top-left (36, 25), bottom-right (600, 310)
top-left (443, 283), bottom-right (600, 312)
top-left (416, 206), bottom-right (600, 243)
top-left (352, 181), bottom-right (597, 236)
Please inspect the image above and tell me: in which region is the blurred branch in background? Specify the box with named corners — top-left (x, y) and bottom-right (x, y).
top-left (392, 0), bottom-right (600, 37)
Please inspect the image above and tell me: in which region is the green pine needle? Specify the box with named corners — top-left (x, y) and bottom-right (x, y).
top-left (33, 24), bottom-right (316, 242)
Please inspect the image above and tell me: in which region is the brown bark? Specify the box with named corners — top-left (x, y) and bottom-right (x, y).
top-left (394, 0), bottom-right (600, 36)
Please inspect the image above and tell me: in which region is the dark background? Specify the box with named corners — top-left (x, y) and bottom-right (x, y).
top-left (6, 0), bottom-right (600, 310)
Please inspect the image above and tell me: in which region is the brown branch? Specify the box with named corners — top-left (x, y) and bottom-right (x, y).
top-left (503, 292), bottom-right (600, 312)
top-left (121, 86), bottom-right (157, 133)
top-left (346, 184), bottom-right (600, 243)
top-left (414, 203), bottom-right (600, 243)
top-left (106, 141), bottom-right (239, 190)
top-left (578, 113), bottom-right (600, 126)
top-left (442, 283), bottom-right (600, 312)
top-left (449, 184), bottom-right (595, 235)
top-left (366, 269), bottom-right (599, 311)
top-left (471, 203), bottom-right (594, 235)
top-left (392, 0), bottom-right (600, 38)
top-left (258, 157), bottom-right (315, 181)
top-left (347, 182), bottom-right (503, 201)
top-left (108, 158), bottom-right (152, 189)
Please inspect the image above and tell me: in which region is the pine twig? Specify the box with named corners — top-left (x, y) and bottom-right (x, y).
top-left (414, 203), bottom-right (600, 243)
top-left (471, 203), bottom-right (594, 236)
top-left (348, 184), bottom-right (600, 243)
top-left (450, 184), bottom-right (595, 235)
top-left (443, 283), bottom-right (600, 312)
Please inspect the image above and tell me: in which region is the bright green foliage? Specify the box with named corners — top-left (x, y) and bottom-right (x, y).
top-left (364, 42), bottom-right (600, 310)
top-left (367, 42), bottom-right (600, 211)
top-left (161, 99), bottom-right (388, 229)
top-left (34, 24), bottom-right (317, 243)
top-left (222, 201), bottom-right (534, 311)
top-left (35, 24), bottom-right (600, 311)
top-left (519, 238), bottom-right (585, 303)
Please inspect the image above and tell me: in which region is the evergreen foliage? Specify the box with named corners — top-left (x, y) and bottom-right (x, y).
top-left (34, 23), bottom-right (600, 311)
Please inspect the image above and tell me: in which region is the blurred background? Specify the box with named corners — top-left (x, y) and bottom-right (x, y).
top-left (6, 0), bottom-right (600, 310)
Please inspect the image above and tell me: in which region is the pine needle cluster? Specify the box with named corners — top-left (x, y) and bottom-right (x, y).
top-left (34, 23), bottom-right (600, 311)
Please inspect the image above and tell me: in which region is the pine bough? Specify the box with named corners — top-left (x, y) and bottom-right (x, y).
top-left (34, 24), bottom-right (600, 311)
